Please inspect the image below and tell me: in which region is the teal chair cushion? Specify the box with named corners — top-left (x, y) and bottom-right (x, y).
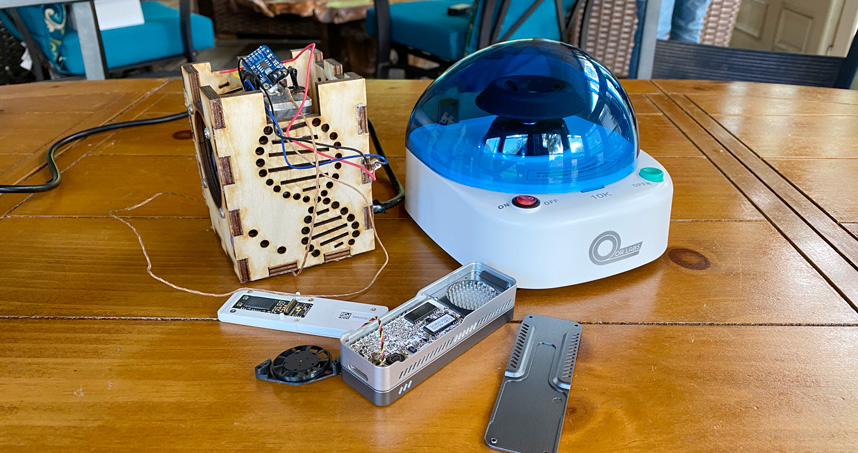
top-left (464, 0), bottom-right (577, 54)
top-left (366, 0), bottom-right (471, 61)
top-left (12, 2), bottom-right (214, 75)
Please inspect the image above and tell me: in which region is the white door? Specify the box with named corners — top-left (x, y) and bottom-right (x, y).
top-left (730, 0), bottom-right (858, 56)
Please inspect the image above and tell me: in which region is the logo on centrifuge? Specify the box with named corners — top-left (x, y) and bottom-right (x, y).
top-left (589, 231), bottom-right (642, 265)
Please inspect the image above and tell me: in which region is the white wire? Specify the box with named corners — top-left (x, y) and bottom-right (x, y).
top-left (109, 192), bottom-right (388, 299)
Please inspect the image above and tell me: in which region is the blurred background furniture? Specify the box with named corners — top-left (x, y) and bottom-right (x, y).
top-left (366, 0), bottom-right (741, 79)
top-left (1, 0), bottom-right (106, 79)
top-left (206, 0), bottom-right (374, 74)
top-left (367, 0), bottom-right (582, 78)
top-left (1, 0), bottom-right (214, 79)
top-left (652, 28), bottom-right (858, 88)
top-left (567, 0), bottom-right (740, 77)
top-left (207, 0), bottom-right (321, 37)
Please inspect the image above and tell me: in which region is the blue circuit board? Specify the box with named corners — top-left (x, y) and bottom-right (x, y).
top-left (244, 45), bottom-right (288, 90)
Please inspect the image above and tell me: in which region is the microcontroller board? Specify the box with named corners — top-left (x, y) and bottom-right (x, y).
top-left (243, 45), bottom-right (289, 91)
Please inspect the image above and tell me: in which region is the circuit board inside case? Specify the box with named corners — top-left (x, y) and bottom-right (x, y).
top-left (340, 262), bottom-right (517, 406)
top-left (349, 302), bottom-right (463, 365)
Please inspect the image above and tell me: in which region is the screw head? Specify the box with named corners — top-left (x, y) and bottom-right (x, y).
top-left (218, 207), bottom-right (225, 218)
top-left (229, 309), bottom-right (236, 313)
top-left (203, 127), bottom-right (211, 140)
top-left (186, 104), bottom-right (193, 115)
top-left (201, 178), bottom-right (208, 189)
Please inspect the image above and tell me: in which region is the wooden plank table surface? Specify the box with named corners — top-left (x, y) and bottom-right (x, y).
top-left (1, 78), bottom-right (857, 451)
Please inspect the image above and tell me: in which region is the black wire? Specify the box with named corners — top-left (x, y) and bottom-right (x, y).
top-left (0, 112), bottom-right (189, 194)
top-left (240, 56), bottom-right (276, 111)
top-left (272, 119), bottom-right (403, 213)
top-left (368, 119), bottom-right (404, 214)
top-left (239, 59), bottom-right (402, 213)
top-left (274, 134), bottom-right (368, 160)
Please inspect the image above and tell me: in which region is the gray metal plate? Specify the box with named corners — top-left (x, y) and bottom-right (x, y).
top-left (485, 315), bottom-right (582, 453)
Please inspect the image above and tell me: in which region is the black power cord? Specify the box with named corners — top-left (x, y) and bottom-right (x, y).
top-left (0, 112), bottom-right (189, 194)
top-left (0, 109), bottom-right (404, 214)
top-left (367, 119), bottom-right (404, 213)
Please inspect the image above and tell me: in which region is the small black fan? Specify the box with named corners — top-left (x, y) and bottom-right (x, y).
top-left (270, 345), bottom-right (332, 383)
top-left (257, 345), bottom-right (340, 385)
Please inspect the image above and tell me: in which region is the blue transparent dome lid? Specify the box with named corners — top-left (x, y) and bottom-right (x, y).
top-left (406, 39), bottom-right (639, 194)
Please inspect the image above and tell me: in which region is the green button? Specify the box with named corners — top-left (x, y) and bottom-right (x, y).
top-left (639, 167), bottom-right (664, 183)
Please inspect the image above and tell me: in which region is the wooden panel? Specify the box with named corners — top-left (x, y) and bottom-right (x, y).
top-left (0, 132), bottom-right (127, 219)
top-left (0, 320), bottom-right (856, 450)
top-left (0, 79), bottom-right (169, 217)
top-left (0, 113), bottom-right (96, 155)
top-left (1, 216), bottom-right (854, 323)
top-left (0, 155), bottom-right (25, 176)
top-left (671, 96), bottom-right (858, 265)
top-left (619, 79), bottom-right (660, 93)
top-left (661, 157), bottom-right (763, 220)
top-left (640, 115), bottom-right (704, 158)
top-left (654, 80), bottom-right (858, 104)
top-left (714, 115), bottom-right (858, 158)
top-left (845, 223), bottom-right (858, 237)
top-left (11, 155), bottom-right (208, 218)
top-left (688, 94), bottom-right (858, 116)
top-left (0, 79), bottom-right (164, 100)
top-left (768, 158), bottom-right (858, 222)
top-left (142, 90), bottom-right (188, 114)
top-left (649, 93), bottom-right (858, 307)
top-left (520, 220), bottom-right (857, 323)
top-left (629, 94), bottom-right (660, 114)
top-left (90, 119), bottom-right (195, 156)
top-left (183, 58), bottom-right (375, 282)
top-left (0, 217), bottom-right (450, 318)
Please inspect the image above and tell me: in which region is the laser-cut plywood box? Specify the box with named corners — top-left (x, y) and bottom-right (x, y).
top-left (181, 51), bottom-right (375, 283)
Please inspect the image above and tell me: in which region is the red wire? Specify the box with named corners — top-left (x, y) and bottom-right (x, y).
top-left (282, 44), bottom-right (376, 181)
top-left (218, 44), bottom-right (376, 180)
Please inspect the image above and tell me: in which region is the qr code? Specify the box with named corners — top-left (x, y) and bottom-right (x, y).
top-left (338, 312), bottom-right (352, 320)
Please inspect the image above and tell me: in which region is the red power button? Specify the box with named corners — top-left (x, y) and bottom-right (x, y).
top-left (512, 195), bottom-right (540, 209)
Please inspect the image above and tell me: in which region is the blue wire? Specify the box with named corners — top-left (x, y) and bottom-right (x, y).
top-left (242, 79), bottom-right (388, 170)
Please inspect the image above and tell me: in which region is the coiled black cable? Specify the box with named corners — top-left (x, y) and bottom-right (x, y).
top-left (0, 112), bottom-right (189, 194)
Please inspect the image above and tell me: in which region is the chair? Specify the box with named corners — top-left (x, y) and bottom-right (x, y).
top-left (1, 1), bottom-right (214, 79)
top-left (651, 28), bottom-right (858, 88)
top-left (366, 0), bottom-right (577, 78)
top-left (566, 0), bottom-right (741, 78)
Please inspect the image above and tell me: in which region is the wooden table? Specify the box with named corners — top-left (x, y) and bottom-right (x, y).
top-left (1, 78), bottom-right (857, 450)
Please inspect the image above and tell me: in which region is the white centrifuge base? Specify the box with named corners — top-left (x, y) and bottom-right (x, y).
top-left (405, 149), bottom-right (673, 289)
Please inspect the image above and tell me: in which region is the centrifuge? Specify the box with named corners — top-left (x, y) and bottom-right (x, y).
top-left (404, 39), bottom-right (673, 289)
